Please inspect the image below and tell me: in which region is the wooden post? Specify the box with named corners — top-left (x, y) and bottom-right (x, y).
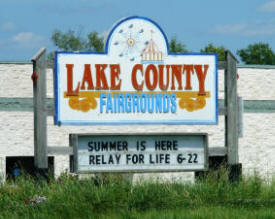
top-left (196, 52), bottom-right (242, 182)
top-left (225, 50), bottom-right (241, 182)
top-left (32, 48), bottom-right (48, 169)
top-left (225, 50), bottom-right (239, 165)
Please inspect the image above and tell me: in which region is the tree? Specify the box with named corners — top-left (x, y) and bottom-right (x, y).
top-left (169, 37), bottom-right (190, 53)
top-left (51, 29), bottom-right (104, 52)
top-left (86, 32), bottom-right (104, 52)
top-left (237, 43), bottom-right (275, 65)
top-left (48, 29), bottom-right (104, 61)
top-left (200, 43), bottom-right (226, 61)
top-left (50, 30), bottom-right (190, 56)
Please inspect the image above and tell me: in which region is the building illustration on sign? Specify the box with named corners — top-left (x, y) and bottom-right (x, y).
top-left (55, 16), bottom-right (217, 125)
top-left (141, 31), bottom-right (164, 63)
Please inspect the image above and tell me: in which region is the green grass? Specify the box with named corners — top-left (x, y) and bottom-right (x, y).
top-left (0, 170), bottom-right (275, 218)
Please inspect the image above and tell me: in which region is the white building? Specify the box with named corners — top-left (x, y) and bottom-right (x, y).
top-left (0, 62), bottom-right (274, 181)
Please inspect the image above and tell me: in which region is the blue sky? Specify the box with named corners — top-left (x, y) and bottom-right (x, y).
top-left (1, 0), bottom-right (275, 61)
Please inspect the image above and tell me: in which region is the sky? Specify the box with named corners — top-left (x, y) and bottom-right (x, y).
top-left (1, 0), bottom-right (275, 61)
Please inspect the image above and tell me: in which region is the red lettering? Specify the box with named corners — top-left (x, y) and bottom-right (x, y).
top-left (81, 64), bottom-right (94, 90)
top-left (110, 64), bottom-right (121, 90)
top-left (194, 65), bottom-right (209, 95)
top-left (95, 64), bottom-right (109, 89)
top-left (171, 65), bottom-right (183, 90)
top-left (183, 65), bottom-right (194, 90)
top-left (66, 64), bottom-right (80, 96)
top-left (159, 65), bottom-right (170, 90)
top-left (145, 64), bottom-right (158, 90)
top-left (131, 64), bottom-right (144, 90)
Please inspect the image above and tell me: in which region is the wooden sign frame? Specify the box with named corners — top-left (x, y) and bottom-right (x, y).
top-left (31, 17), bottom-right (241, 181)
top-left (70, 133), bottom-right (209, 173)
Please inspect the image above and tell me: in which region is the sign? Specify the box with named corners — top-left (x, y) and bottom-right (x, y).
top-left (71, 133), bottom-right (208, 173)
top-left (54, 16), bottom-right (218, 125)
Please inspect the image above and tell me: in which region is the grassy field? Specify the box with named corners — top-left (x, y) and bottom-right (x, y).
top-left (0, 170), bottom-right (275, 218)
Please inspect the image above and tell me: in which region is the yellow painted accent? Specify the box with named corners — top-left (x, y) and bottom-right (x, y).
top-left (64, 91), bottom-right (210, 112)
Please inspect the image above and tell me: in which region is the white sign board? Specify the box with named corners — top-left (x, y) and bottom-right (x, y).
top-left (54, 16), bottom-right (218, 125)
top-left (71, 133), bottom-right (208, 173)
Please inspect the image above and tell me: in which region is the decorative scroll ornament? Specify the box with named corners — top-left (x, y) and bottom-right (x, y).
top-left (66, 92), bottom-right (97, 113)
top-left (64, 91), bottom-right (210, 113)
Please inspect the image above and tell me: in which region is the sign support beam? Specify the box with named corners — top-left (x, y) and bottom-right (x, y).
top-left (32, 47), bottom-right (48, 169)
top-left (224, 50), bottom-right (242, 182)
top-left (225, 50), bottom-right (239, 165)
top-left (196, 50), bottom-right (242, 182)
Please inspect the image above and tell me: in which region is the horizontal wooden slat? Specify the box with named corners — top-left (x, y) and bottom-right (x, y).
top-left (48, 146), bottom-right (73, 155)
top-left (0, 98), bottom-right (53, 112)
top-left (0, 98), bottom-right (274, 113)
top-left (209, 147), bottom-right (227, 157)
top-left (244, 100), bottom-right (275, 113)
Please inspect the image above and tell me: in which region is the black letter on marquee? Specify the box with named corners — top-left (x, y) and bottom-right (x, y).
top-left (89, 155), bottom-right (95, 164)
top-left (88, 142), bottom-right (93, 151)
